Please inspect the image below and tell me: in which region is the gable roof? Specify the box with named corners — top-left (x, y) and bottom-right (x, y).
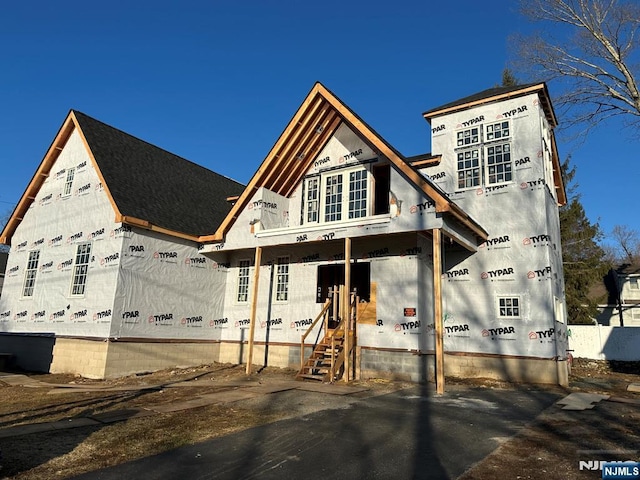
top-left (1, 111), bottom-right (245, 245)
top-left (200, 82), bottom-right (488, 243)
top-left (422, 82), bottom-right (558, 128)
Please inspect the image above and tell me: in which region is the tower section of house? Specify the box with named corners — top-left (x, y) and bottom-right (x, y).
top-left (0, 112), bottom-right (244, 378)
top-left (421, 84), bottom-right (569, 382)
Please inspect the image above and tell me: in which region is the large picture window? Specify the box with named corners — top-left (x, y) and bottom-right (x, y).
top-left (22, 250), bottom-right (40, 297)
top-left (70, 242), bottom-right (91, 296)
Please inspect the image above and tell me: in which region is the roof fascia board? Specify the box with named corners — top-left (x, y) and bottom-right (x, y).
top-left (424, 83), bottom-right (558, 126)
top-left (202, 82), bottom-right (487, 244)
top-left (314, 84), bottom-right (452, 214)
top-left (117, 215), bottom-right (200, 242)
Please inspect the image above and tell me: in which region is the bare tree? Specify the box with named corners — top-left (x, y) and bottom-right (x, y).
top-left (517, 0), bottom-right (640, 133)
top-left (610, 224), bottom-right (640, 263)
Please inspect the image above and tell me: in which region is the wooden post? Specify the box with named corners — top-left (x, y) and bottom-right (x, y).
top-left (433, 229), bottom-right (445, 394)
top-left (246, 246), bottom-right (262, 375)
top-left (344, 237), bottom-right (351, 382)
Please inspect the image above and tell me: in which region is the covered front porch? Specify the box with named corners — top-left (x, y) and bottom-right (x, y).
top-left (202, 224), bottom-right (480, 393)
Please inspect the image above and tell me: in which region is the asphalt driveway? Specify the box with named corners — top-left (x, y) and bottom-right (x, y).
top-left (72, 384), bottom-right (560, 480)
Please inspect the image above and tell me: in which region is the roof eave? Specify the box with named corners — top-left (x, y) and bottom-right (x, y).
top-left (423, 83), bottom-right (558, 128)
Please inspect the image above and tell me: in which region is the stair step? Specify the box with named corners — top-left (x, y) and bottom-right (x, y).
top-left (296, 373), bottom-right (326, 381)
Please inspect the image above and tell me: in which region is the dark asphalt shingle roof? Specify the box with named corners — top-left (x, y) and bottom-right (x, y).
top-left (73, 111), bottom-right (245, 237)
top-left (422, 83), bottom-right (542, 118)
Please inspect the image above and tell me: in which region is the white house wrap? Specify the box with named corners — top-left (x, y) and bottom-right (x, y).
top-left (0, 82), bottom-right (568, 384)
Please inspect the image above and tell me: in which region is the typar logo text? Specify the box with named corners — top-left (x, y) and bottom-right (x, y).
top-left (529, 328), bottom-right (554, 343)
top-left (480, 267), bottom-right (515, 281)
top-left (523, 234), bottom-right (551, 247)
top-left (482, 326), bottom-right (516, 340)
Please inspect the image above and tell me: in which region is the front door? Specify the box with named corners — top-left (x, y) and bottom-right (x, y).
top-left (316, 262), bottom-right (371, 327)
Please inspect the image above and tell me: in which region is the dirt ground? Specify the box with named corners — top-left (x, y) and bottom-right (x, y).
top-left (0, 359), bottom-right (639, 480)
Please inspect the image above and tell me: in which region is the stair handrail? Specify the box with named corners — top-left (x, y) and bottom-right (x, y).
top-left (300, 299), bottom-right (331, 369)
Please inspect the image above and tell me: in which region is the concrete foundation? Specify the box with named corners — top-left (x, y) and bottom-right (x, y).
top-left (0, 333), bottom-right (569, 386)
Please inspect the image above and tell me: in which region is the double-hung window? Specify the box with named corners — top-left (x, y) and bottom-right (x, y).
top-left (22, 250), bottom-right (40, 297)
top-left (486, 143), bottom-right (512, 185)
top-left (63, 168), bottom-right (76, 197)
top-left (275, 256), bottom-right (289, 302)
top-left (629, 277), bottom-right (639, 290)
top-left (70, 242), bottom-right (91, 295)
top-left (236, 259), bottom-right (251, 303)
top-left (457, 150), bottom-right (480, 189)
top-left (305, 177), bottom-right (319, 223)
top-left (304, 167), bottom-right (369, 225)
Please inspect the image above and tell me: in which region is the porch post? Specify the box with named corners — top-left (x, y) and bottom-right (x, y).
top-left (433, 229), bottom-right (445, 394)
top-left (246, 246), bottom-right (262, 375)
top-left (344, 237), bottom-right (351, 382)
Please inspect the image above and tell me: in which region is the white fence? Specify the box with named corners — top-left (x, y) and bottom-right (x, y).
top-left (568, 325), bottom-right (640, 361)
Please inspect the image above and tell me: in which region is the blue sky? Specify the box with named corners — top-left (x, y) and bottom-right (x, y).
top-left (1, 0), bottom-right (637, 246)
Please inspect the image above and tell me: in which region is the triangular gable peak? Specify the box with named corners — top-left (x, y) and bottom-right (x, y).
top-left (201, 82), bottom-right (486, 243)
top-left (1, 111), bottom-right (146, 245)
top-left (1, 111), bottom-right (245, 246)
top-left (1, 112), bottom-right (84, 245)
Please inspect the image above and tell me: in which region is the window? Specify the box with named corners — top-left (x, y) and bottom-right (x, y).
top-left (22, 250), bottom-right (40, 297)
top-left (457, 150), bottom-right (480, 189)
top-left (485, 143), bottom-right (512, 185)
top-left (236, 259), bottom-right (251, 303)
top-left (497, 296), bottom-right (520, 318)
top-left (275, 256), bottom-right (289, 302)
top-left (70, 242), bottom-right (91, 295)
top-left (485, 121), bottom-right (510, 141)
top-left (63, 168), bottom-right (75, 197)
top-left (304, 167), bottom-right (371, 225)
top-left (456, 127), bottom-right (480, 147)
top-left (632, 307), bottom-right (640, 320)
top-left (348, 170), bottom-right (368, 219)
top-left (305, 177), bottom-right (319, 223)
top-left (456, 121), bottom-right (513, 190)
top-left (630, 278), bottom-right (639, 290)
top-left (324, 174), bottom-right (343, 222)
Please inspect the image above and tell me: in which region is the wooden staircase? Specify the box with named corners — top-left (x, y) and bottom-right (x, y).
top-left (296, 330), bottom-right (345, 382)
top-left (296, 285), bottom-right (357, 383)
